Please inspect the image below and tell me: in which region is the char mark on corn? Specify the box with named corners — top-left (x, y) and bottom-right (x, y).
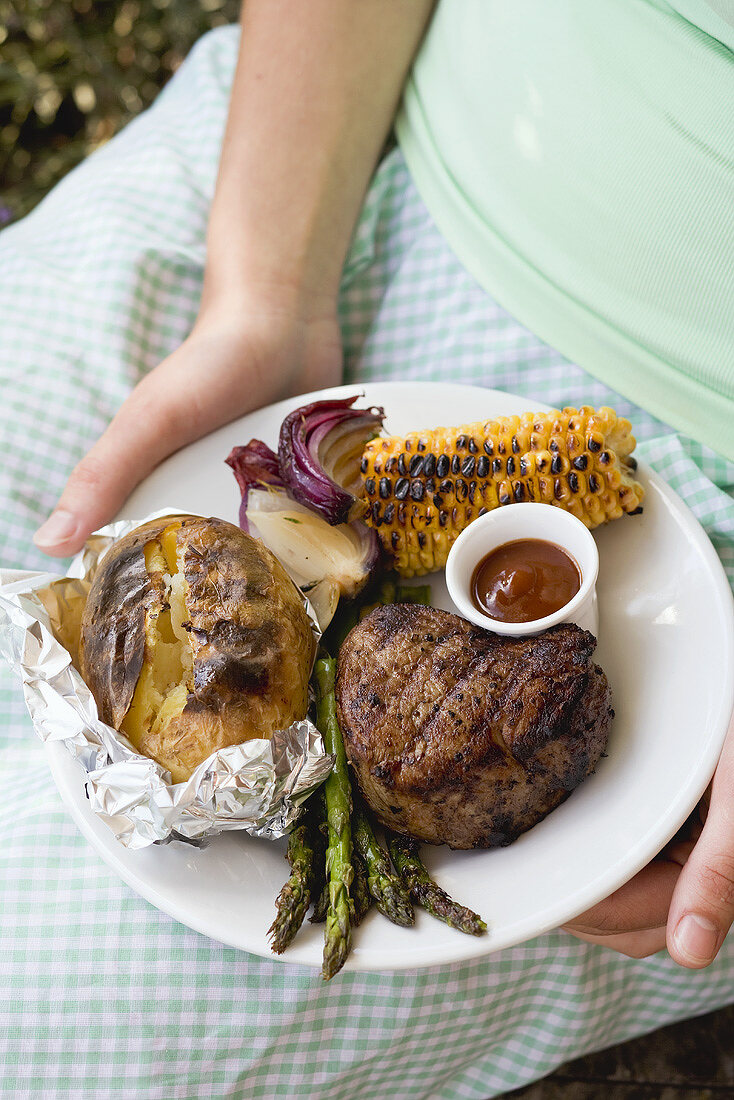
top-left (360, 407), bottom-right (645, 576)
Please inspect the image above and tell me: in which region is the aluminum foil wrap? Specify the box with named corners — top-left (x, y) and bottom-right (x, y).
top-left (0, 509), bottom-right (332, 850)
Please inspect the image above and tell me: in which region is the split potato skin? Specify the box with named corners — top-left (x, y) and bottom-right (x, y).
top-left (80, 514), bottom-right (315, 782)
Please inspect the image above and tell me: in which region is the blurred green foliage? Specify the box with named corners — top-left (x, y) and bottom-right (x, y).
top-left (0, 0), bottom-right (240, 223)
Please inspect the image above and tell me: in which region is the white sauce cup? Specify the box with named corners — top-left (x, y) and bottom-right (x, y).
top-left (445, 503), bottom-right (599, 637)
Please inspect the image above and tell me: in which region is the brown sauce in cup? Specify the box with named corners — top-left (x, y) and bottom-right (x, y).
top-left (471, 539), bottom-right (581, 624)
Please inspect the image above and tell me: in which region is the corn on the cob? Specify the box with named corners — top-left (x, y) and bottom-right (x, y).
top-left (360, 407), bottom-right (644, 577)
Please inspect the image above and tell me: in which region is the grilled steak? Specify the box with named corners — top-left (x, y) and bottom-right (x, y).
top-left (336, 605), bottom-right (612, 849)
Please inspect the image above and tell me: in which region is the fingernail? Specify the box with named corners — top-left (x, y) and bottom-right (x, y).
top-left (33, 509), bottom-right (78, 548)
top-left (673, 913), bottom-right (720, 964)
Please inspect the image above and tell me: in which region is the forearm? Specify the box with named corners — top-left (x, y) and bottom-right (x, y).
top-left (34, 0), bottom-right (434, 554)
top-left (203, 0), bottom-right (435, 314)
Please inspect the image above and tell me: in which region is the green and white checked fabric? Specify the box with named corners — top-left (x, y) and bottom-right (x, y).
top-left (1, 27), bottom-right (733, 1100)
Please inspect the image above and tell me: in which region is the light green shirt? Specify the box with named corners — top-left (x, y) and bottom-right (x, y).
top-left (397, 0), bottom-right (734, 459)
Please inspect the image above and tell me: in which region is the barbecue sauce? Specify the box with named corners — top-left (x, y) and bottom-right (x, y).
top-left (471, 539), bottom-right (581, 624)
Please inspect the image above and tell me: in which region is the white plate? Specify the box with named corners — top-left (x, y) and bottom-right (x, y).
top-left (45, 382), bottom-right (734, 970)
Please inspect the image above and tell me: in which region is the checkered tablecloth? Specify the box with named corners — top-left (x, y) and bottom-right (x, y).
top-left (1, 27), bottom-right (733, 1100)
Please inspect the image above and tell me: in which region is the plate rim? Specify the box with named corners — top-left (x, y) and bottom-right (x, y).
top-left (43, 380), bottom-right (734, 970)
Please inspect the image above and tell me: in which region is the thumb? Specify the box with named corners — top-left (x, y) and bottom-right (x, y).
top-left (33, 374), bottom-right (188, 556)
top-left (562, 840), bottom-right (692, 959)
top-left (667, 709), bottom-right (734, 968)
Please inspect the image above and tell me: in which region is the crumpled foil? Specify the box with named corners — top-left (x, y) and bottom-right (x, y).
top-left (0, 509), bottom-right (332, 850)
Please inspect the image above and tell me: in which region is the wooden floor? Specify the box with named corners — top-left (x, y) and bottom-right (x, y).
top-left (502, 1003), bottom-right (734, 1099)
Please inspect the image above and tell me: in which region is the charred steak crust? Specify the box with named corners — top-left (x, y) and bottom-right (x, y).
top-left (335, 605), bottom-right (613, 849)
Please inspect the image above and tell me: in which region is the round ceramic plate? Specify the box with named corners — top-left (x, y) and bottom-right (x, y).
top-left (45, 382), bottom-right (734, 970)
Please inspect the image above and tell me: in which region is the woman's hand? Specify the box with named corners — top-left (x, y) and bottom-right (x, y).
top-left (33, 293), bottom-right (342, 556)
top-left (563, 706), bottom-right (734, 967)
top-left (31, 0), bottom-right (435, 558)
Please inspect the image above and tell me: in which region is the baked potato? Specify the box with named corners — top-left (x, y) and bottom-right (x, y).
top-left (80, 514), bottom-right (316, 782)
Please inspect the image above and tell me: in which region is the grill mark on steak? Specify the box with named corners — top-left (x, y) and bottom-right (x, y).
top-left (336, 604), bottom-right (613, 849)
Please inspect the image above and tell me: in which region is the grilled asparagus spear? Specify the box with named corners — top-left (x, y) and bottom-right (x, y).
top-left (352, 803), bottom-right (414, 927)
top-left (351, 850), bottom-right (373, 926)
top-left (315, 655), bottom-right (354, 980)
top-left (268, 807), bottom-right (322, 954)
top-left (304, 787), bottom-right (328, 924)
top-left (395, 584), bottom-right (431, 606)
top-left (311, 846), bottom-right (366, 927)
top-left (309, 883), bottom-right (329, 924)
top-left (387, 833), bottom-right (487, 936)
